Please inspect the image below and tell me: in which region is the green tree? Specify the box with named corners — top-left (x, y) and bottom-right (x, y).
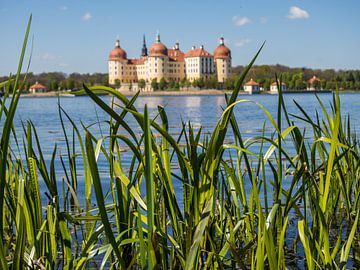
top-left (197, 78), bottom-right (205, 89)
top-left (321, 80), bottom-right (327, 90)
top-left (151, 78), bottom-right (159, 91)
top-left (159, 78), bottom-right (167, 90)
top-left (174, 82), bottom-right (180, 90)
top-left (114, 79), bottom-right (121, 89)
top-left (138, 79), bottom-right (146, 91)
top-left (48, 80), bottom-right (58, 91)
top-left (66, 79), bottom-right (75, 90)
top-left (224, 78), bottom-right (234, 90)
top-left (295, 79), bottom-right (305, 90)
top-left (168, 80), bottom-right (175, 90)
top-left (179, 78), bottom-right (187, 89)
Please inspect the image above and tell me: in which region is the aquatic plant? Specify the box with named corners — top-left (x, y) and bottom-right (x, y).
top-left (1, 16), bottom-right (359, 269)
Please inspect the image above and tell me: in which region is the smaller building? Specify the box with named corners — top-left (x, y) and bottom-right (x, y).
top-left (270, 81), bottom-right (286, 93)
top-left (244, 79), bottom-right (260, 94)
top-left (29, 82), bottom-right (47, 93)
top-left (307, 75), bottom-right (321, 90)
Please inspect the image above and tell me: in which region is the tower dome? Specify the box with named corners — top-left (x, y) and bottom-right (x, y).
top-left (109, 40), bottom-right (127, 60)
top-left (149, 33), bottom-right (168, 57)
top-left (214, 37), bottom-right (231, 60)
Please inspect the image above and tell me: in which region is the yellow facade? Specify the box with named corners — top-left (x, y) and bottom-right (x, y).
top-left (108, 35), bottom-right (231, 89)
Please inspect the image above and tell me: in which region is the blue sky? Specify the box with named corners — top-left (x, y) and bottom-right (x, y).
top-left (1, 0), bottom-right (359, 75)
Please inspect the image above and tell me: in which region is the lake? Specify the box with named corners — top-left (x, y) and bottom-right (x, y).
top-left (12, 92), bottom-right (360, 206)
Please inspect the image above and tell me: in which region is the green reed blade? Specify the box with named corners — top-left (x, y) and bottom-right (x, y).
top-left (85, 131), bottom-right (126, 268)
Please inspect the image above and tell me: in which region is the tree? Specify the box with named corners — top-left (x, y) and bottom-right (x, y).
top-left (168, 80), bottom-right (175, 90)
top-left (179, 78), bottom-right (187, 89)
top-left (151, 78), bottom-right (159, 91)
top-left (48, 80), bottom-right (59, 91)
top-left (138, 79), bottom-right (146, 91)
top-left (197, 78), bottom-right (205, 89)
top-left (321, 80), bottom-right (327, 90)
top-left (224, 78), bottom-right (234, 90)
top-left (66, 79), bottom-right (75, 90)
top-left (295, 79), bottom-right (305, 90)
top-left (159, 78), bottom-right (167, 90)
top-left (114, 79), bottom-right (121, 89)
top-left (174, 82), bottom-right (180, 90)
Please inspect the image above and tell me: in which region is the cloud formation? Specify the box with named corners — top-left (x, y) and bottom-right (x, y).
top-left (232, 16), bottom-right (251, 27)
top-left (234, 38), bottom-right (252, 48)
top-left (82, 12), bottom-right (92, 21)
top-left (60, 6), bottom-right (68, 11)
top-left (287, 6), bottom-right (309, 20)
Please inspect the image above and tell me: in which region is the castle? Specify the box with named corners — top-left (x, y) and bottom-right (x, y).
top-left (108, 33), bottom-right (231, 90)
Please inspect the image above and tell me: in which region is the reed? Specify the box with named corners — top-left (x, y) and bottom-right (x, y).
top-left (1, 16), bottom-right (360, 269)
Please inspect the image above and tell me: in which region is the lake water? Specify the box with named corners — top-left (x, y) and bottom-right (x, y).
top-left (12, 92), bottom-right (360, 206)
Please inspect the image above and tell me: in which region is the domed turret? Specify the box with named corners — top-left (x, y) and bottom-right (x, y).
top-left (149, 33), bottom-right (168, 57)
top-left (109, 40), bottom-right (127, 60)
top-left (214, 37), bottom-right (231, 60)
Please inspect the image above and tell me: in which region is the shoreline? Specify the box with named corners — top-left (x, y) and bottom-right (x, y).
top-left (13, 89), bottom-right (351, 98)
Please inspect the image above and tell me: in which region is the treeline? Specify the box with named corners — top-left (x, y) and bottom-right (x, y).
top-left (0, 72), bottom-right (109, 91)
top-left (2, 64), bottom-right (360, 92)
top-left (232, 64), bottom-right (360, 90)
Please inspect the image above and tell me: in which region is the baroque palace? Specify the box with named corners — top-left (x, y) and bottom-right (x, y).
top-left (108, 33), bottom-right (231, 90)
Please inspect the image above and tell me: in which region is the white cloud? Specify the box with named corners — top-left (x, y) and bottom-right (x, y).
top-left (60, 6), bottom-right (68, 11)
top-left (232, 16), bottom-right (251, 27)
top-left (234, 38), bottom-right (252, 48)
top-left (287, 6), bottom-right (309, 20)
top-left (41, 53), bottom-right (57, 61)
top-left (82, 12), bottom-right (92, 21)
top-left (59, 63), bottom-right (69, 67)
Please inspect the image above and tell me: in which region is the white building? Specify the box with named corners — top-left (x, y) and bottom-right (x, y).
top-left (270, 81), bottom-right (287, 93)
top-left (243, 79), bottom-right (260, 94)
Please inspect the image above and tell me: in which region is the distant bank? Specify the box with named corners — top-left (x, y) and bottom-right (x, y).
top-left (14, 89), bottom-right (338, 98)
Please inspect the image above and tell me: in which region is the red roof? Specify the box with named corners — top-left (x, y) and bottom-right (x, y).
top-left (214, 45), bottom-right (231, 59)
top-left (244, 79), bottom-right (259, 86)
top-left (168, 49), bottom-right (185, 62)
top-left (109, 47), bottom-right (127, 61)
top-left (184, 48), bottom-right (212, 58)
top-left (30, 82), bottom-right (47, 89)
top-left (149, 42), bottom-right (168, 57)
top-left (128, 58), bottom-right (145, 65)
top-left (308, 75), bottom-right (320, 84)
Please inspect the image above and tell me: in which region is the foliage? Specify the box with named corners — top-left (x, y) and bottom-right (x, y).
top-left (151, 78), bottom-right (158, 91)
top-left (138, 79), bottom-right (145, 90)
top-left (159, 77), bottom-right (167, 90)
top-left (114, 79), bottom-right (121, 89)
top-left (233, 64), bottom-right (360, 90)
top-left (2, 18), bottom-right (360, 269)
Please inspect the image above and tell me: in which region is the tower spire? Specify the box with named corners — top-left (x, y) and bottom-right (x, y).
top-left (141, 34), bottom-right (148, 57)
top-left (156, 30), bottom-right (160, 43)
top-left (219, 37), bottom-right (224, 45)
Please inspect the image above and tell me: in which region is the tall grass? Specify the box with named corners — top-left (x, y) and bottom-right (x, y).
top-left (1, 16), bottom-right (360, 269)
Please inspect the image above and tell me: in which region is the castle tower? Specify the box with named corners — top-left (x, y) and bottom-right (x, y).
top-left (213, 37), bottom-right (232, 83)
top-left (148, 32), bottom-right (168, 81)
top-left (108, 39), bottom-right (128, 85)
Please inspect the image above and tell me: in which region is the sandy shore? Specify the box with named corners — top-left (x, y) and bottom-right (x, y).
top-left (19, 89), bottom-right (247, 97)
top-left (118, 89), bottom-right (238, 96)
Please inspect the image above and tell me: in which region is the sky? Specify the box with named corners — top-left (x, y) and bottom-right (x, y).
top-left (1, 0), bottom-right (360, 75)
